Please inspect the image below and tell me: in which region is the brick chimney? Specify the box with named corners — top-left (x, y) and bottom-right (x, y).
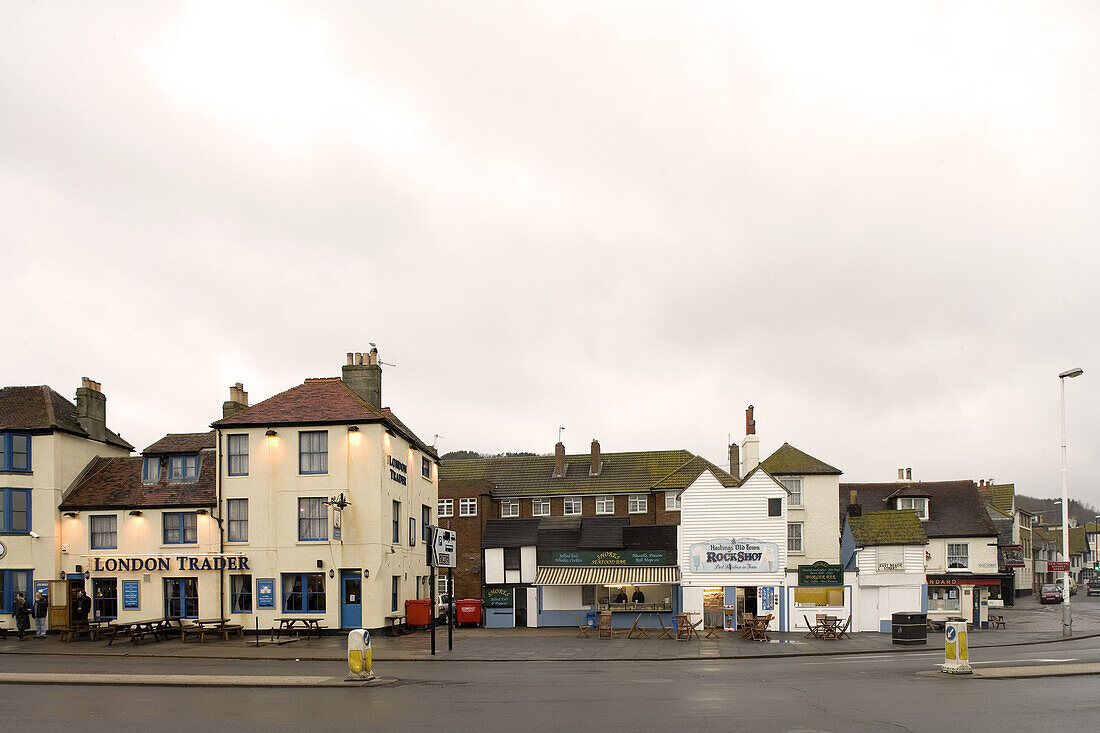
top-left (222, 382), bottom-right (249, 419)
top-left (75, 377), bottom-right (106, 442)
top-left (589, 439), bottom-right (601, 476)
top-left (553, 441), bottom-right (565, 478)
top-left (728, 443), bottom-right (740, 481)
top-left (342, 349), bottom-right (382, 409)
top-left (741, 405), bottom-right (759, 476)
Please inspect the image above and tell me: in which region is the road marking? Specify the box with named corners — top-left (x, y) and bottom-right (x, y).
top-left (971, 658), bottom-right (1076, 665)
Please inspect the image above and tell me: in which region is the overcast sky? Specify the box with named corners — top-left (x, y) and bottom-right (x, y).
top-left (3, 1), bottom-right (1097, 507)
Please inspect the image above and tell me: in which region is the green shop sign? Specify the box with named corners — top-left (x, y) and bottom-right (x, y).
top-left (484, 587), bottom-right (514, 608)
top-left (798, 561), bottom-right (845, 586)
top-left (548, 550), bottom-right (668, 566)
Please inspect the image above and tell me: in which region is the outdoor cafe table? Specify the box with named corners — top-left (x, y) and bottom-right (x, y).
top-left (746, 615), bottom-right (771, 641)
top-left (273, 617), bottom-right (325, 641)
top-left (180, 618), bottom-right (230, 642)
top-left (819, 616), bottom-right (841, 640)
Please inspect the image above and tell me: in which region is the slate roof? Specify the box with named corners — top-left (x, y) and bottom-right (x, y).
top-left (60, 449), bottom-right (216, 510)
top-left (0, 385), bottom-right (133, 450)
top-left (840, 480), bottom-right (997, 538)
top-left (578, 517), bottom-right (629, 548)
top-left (760, 443), bottom-right (842, 475)
top-left (481, 518), bottom-right (540, 548)
top-left (442, 449), bottom-right (737, 499)
top-left (623, 524), bottom-right (678, 552)
top-left (847, 510), bottom-right (928, 546)
top-left (211, 377), bottom-right (436, 457)
top-left (143, 431), bottom-right (215, 454)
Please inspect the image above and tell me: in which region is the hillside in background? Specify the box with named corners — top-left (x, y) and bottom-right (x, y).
top-left (440, 450), bottom-right (538, 460)
top-left (1016, 494), bottom-right (1099, 525)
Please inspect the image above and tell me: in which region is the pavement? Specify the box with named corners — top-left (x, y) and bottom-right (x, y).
top-left (3, 600), bottom-right (1098, 686)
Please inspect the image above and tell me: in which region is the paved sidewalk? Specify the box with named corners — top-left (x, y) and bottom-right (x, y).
top-left (2, 602), bottom-right (1096, 663)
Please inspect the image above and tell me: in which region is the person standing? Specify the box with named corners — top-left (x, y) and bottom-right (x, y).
top-left (33, 591), bottom-right (49, 638)
top-left (72, 588), bottom-right (91, 626)
top-left (13, 592), bottom-right (31, 641)
top-left (631, 586), bottom-right (646, 604)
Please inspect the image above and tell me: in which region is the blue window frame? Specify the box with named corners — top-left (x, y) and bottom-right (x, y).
top-left (168, 455), bottom-right (199, 481)
top-left (281, 572), bottom-right (326, 613)
top-left (297, 498), bottom-right (327, 541)
top-left (142, 456), bottom-right (160, 483)
top-left (0, 569), bottom-right (33, 614)
top-left (90, 515), bottom-right (117, 549)
top-left (0, 488), bottom-right (31, 533)
top-left (299, 431), bottom-right (328, 474)
top-left (163, 512), bottom-right (198, 544)
top-left (0, 433), bottom-right (32, 472)
top-left (227, 434), bottom-right (249, 476)
top-left (422, 505), bottom-right (430, 542)
top-left (164, 577), bottom-right (198, 618)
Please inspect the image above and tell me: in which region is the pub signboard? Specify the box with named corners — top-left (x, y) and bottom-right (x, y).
top-left (798, 561), bottom-right (845, 586)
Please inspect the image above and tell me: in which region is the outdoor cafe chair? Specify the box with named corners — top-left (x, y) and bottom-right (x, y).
top-left (837, 615), bottom-right (852, 639)
top-left (574, 614), bottom-right (591, 638)
top-left (656, 614), bottom-right (674, 639)
top-left (803, 614), bottom-right (824, 639)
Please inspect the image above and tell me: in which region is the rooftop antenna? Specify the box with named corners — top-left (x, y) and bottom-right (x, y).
top-left (558, 425), bottom-right (565, 443)
top-left (433, 434), bottom-right (444, 450)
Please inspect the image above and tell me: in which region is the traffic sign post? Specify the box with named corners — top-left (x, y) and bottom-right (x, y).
top-left (427, 526), bottom-right (457, 656)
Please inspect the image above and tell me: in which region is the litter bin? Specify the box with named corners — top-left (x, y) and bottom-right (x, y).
top-left (405, 598), bottom-right (432, 628)
top-left (456, 598), bottom-right (483, 627)
top-left (891, 611), bottom-right (927, 645)
top-left (586, 611), bottom-right (596, 628)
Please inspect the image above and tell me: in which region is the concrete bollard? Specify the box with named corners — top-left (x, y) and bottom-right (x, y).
top-left (940, 621), bottom-right (972, 674)
top-left (345, 629), bottom-right (375, 681)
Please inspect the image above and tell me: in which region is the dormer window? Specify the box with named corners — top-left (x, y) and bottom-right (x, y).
top-left (897, 497), bottom-right (928, 520)
top-left (142, 456), bottom-right (161, 483)
top-left (168, 455), bottom-right (199, 481)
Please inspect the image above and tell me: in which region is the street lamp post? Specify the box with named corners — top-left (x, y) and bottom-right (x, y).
top-left (1059, 367), bottom-right (1084, 636)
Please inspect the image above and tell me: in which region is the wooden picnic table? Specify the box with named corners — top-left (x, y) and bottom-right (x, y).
top-left (675, 612), bottom-right (701, 641)
top-left (59, 621), bottom-right (106, 642)
top-left (107, 617), bottom-right (177, 646)
top-left (180, 618), bottom-right (243, 643)
top-left (273, 616), bottom-right (325, 641)
top-left (746, 614), bottom-right (772, 641)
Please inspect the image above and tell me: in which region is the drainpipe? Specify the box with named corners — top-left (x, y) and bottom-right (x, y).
top-left (216, 428), bottom-right (225, 620)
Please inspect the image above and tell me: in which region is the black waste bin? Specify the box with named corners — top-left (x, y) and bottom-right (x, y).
top-left (891, 611), bottom-right (927, 645)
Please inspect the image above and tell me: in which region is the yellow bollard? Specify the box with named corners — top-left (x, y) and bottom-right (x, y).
top-left (346, 629), bottom-right (375, 681)
top-left (940, 621), bottom-right (972, 674)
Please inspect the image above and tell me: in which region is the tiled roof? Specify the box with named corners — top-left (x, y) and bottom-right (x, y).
top-left (847, 510), bottom-right (928, 546)
top-left (987, 483), bottom-right (1015, 512)
top-left (143, 431), bottom-right (215, 454)
top-left (60, 449), bottom-right (216, 510)
top-left (760, 443), bottom-right (842, 475)
top-left (0, 385), bottom-right (133, 450)
top-left (442, 449), bottom-right (737, 498)
top-left (840, 480), bottom-right (997, 538)
top-left (481, 518), bottom-right (541, 548)
top-left (211, 377), bottom-right (436, 457)
top-left (578, 517), bottom-right (629, 548)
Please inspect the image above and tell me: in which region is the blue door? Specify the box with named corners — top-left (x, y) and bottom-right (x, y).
top-left (341, 572), bottom-right (362, 629)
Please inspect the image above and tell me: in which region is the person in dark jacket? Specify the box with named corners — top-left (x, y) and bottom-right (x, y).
top-left (33, 590), bottom-right (49, 638)
top-left (72, 589), bottom-right (91, 625)
top-left (13, 592), bottom-right (31, 641)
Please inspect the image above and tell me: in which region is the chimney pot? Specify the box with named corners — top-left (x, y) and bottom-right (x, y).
top-left (346, 352), bottom-right (354, 366)
top-left (850, 489), bottom-right (858, 505)
top-left (745, 405), bottom-right (756, 436)
top-left (898, 468), bottom-right (905, 481)
top-left (906, 468), bottom-right (912, 481)
top-left (589, 439), bottom-right (600, 476)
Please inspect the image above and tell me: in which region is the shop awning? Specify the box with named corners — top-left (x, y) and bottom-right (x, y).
top-left (534, 566), bottom-right (680, 585)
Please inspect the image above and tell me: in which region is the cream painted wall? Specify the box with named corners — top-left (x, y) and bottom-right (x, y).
top-left (925, 537), bottom-right (998, 574)
top-left (484, 547), bottom-right (504, 584)
top-left (216, 422), bottom-right (437, 629)
top-left (784, 473), bottom-right (840, 567)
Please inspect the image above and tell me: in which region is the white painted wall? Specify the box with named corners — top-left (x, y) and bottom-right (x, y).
top-left (484, 548), bottom-right (504, 584)
top-left (526, 587), bottom-right (539, 627)
top-left (925, 537), bottom-right (998, 574)
top-left (541, 585), bottom-right (583, 610)
top-left (521, 545), bottom-right (537, 584)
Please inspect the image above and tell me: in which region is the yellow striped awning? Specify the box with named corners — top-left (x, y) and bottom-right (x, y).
top-left (534, 566), bottom-right (680, 585)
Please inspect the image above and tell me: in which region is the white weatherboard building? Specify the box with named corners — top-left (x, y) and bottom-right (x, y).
top-left (841, 509), bottom-right (929, 632)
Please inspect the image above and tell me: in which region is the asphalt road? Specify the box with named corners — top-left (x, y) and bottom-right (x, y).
top-left (4, 633), bottom-right (1100, 732)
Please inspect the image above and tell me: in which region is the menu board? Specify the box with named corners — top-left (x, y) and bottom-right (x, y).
top-left (122, 580), bottom-right (141, 610)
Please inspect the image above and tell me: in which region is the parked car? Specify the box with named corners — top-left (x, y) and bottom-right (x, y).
top-left (436, 594), bottom-right (452, 623)
top-left (1056, 577), bottom-right (1078, 596)
top-left (1039, 584), bottom-right (1063, 604)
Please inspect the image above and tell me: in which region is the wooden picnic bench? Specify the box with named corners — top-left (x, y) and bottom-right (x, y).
top-left (273, 617), bottom-right (326, 641)
top-left (989, 614), bottom-right (1006, 629)
top-left (59, 622), bottom-right (104, 642)
top-left (383, 613), bottom-right (407, 636)
top-left (0, 623), bottom-right (7, 640)
top-left (106, 618), bottom-right (176, 645)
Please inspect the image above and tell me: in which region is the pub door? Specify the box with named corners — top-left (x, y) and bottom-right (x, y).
top-left (514, 586), bottom-right (527, 626)
top-left (340, 571), bottom-right (362, 629)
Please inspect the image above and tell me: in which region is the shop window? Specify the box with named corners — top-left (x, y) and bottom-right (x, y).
top-left (501, 500), bottom-right (519, 518)
top-left (282, 573), bottom-right (326, 613)
top-left (0, 569), bottom-right (32, 614)
top-left (228, 434), bottom-right (249, 476)
top-left (93, 578), bottom-right (117, 620)
top-left (460, 497), bottom-right (477, 517)
top-left (298, 498), bottom-right (327, 541)
top-left (231, 575), bottom-right (253, 613)
top-left (168, 455), bottom-right (199, 481)
top-left (664, 491), bottom-right (681, 511)
top-left (392, 500), bottom-right (401, 543)
top-left (532, 498), bottom-right (550, 516)
top-left (227, 499), bottom-right (248, 542)
top-left (928, 586), bottom-right (960, 612)
top-left (788, 522), bottom-right (803, 553)
top-left (768, 497), bottom-right (782, 516)
top-left (163, 512), bottom-right (198, 544)
top-left (0, 488), bottom-right (31, 533)
top-left (504, 547), bottom-right (521, 571)
top-left (165, 577), bottom-right (199, 618)
top-left (91, 515), bottom-right (117, 549)
top-left (142, 456), bottom-right (160, 483)
top-left (628, 494), bottom-right (647, 514)
top-left (780, 478), bottom-right (802, 507)
top-left (897, 497), bottom-right (929, 520)
top-left (299, 430), bottom-right (328, 475)
top-left (595, 496), bottom-right (614, 514)
top-left (563, 497), bottom-right (582, 515)
top-left (438, 498), bottom-right (454, 517)
top-left (793, 587), bottom-right (844, 607)
top-left (947, 543), bottom-right (969, 569)
top-left (0, 433), bottom-right (32, 472)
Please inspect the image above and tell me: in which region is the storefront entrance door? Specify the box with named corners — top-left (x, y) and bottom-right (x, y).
top-left (340, 571), bottom-right (362, 629)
